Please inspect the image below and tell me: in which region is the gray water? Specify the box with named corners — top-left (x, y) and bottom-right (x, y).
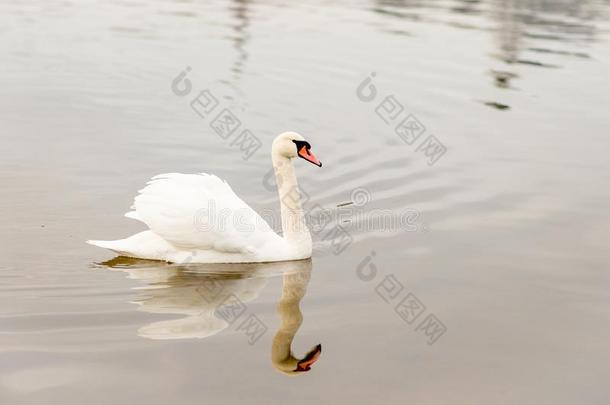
top-left (2, 0), bottom-right (610, 404)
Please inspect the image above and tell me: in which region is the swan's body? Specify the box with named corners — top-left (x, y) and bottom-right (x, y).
top-left (87, 132), bottom-right (322, 263)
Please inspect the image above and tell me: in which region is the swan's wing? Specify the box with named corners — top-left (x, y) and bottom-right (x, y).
top-left (131, 173), bottom-right (278, 252)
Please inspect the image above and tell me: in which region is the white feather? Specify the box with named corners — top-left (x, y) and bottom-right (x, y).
top-left (88, 173), bottom-right (288, 262)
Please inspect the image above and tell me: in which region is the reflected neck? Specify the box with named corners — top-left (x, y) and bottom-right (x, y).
top-left (271, 269), bottom-right (311, 373)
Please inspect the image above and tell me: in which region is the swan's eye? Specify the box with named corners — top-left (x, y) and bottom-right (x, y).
top-left (292, 140), bottom-right (310, 151)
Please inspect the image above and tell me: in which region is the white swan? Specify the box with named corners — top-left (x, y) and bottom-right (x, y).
top-left (87, 132), bottom-right (322, 263)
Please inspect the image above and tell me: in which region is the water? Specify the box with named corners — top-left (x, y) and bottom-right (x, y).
top-left (2, 0), bottom-right (610, 403)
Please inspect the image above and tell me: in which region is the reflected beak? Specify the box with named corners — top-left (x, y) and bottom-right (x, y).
top-left (298, 146), bottom-right (322, 167)
top-left (294, 344), bottom-right (322, 372)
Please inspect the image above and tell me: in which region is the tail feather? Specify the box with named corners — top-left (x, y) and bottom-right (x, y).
top-left (124, 211), bottom-right (142, 221)
top-left (86, 231), bottom-right (174, 261)
top-left (86, 239), bottom-right (131, 256)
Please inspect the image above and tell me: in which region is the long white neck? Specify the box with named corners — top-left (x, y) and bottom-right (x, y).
top-left (272, 154), bottom-right (311, 245)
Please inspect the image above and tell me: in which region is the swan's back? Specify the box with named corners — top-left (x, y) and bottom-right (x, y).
top-left (131, 173), bottom-right (277, 252)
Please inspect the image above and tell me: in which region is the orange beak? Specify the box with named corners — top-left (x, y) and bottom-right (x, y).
top-left (298, 146), bottom-right (322, 167)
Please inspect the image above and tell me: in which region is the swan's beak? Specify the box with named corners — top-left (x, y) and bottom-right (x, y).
top-left (294, 344), bottom-right (322, 372)
top-left (298, 146), bottom-right (322, 167)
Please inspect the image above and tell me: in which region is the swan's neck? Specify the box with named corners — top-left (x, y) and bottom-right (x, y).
top-left (273, 155), bottom-right (311, 243)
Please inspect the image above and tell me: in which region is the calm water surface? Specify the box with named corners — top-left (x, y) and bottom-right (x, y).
top-left (1, 0), bottom-right (610, 404)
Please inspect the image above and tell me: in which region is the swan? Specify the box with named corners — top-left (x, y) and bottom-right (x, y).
top-left (87, 132), bottom-right (322, 263)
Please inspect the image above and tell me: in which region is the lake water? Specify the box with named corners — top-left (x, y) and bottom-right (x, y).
top-left (1, 0), bottom-right (610, 403)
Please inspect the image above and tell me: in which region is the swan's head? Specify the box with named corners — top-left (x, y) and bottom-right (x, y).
top-left (294, 343), bottom-right (322, 372)
top-left (273, 343), bottom-right (322, 375)
top-left (272, 132), bottom-right (322, 167)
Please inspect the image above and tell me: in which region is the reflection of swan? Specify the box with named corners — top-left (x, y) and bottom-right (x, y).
top-left (272, 260), bottom-right (322, 375)
top-left (99, 257), bottom-right (317, 341)
top-left (102, 257), bottom-right (278, 340)
top-left (230, 0), bottom-right (250, 76)
top-left (87, 132), bottom-right (322, 264)
top-left (99, 257), bottom-right (321, 373)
